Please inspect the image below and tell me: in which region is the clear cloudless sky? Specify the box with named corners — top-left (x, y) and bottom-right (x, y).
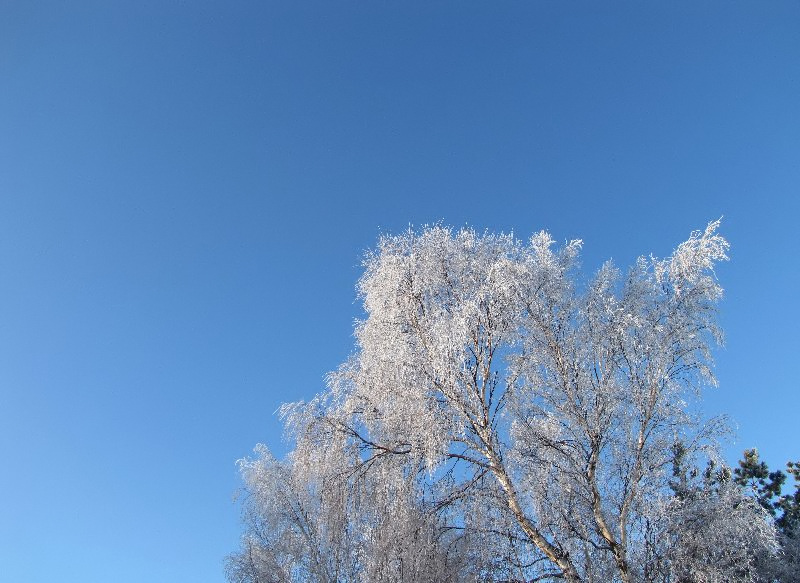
top-left (1, 2), bottom-right (798, 581)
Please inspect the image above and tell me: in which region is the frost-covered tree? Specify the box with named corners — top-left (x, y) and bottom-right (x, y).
top-left (230, 220), bottom-right (779, 583)
top-left (732, 449), bottom-right (800, 583)
top-left (734, 449), bottom-right (800, 538)
top-left (661, 453), bottom-right (780, 583)
top-left (664, 481), bottom-right (778, 583)
top-left (226, 446), bottom-right (361, 583)
top-left (227, 445), bottom-right (480, 583)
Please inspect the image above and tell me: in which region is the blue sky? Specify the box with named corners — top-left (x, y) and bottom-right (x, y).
top-left (1, 2), bottom-right (798, 581)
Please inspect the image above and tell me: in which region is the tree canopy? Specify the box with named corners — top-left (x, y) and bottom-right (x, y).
top-left (229, 221), bottom-right (789, 583)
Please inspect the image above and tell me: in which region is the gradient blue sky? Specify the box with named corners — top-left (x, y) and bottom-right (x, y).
top-left (1, 2), bottom-right (798, 581)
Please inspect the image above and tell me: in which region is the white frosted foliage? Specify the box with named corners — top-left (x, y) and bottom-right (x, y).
top-left (229, 221), bottom-right (781, 583)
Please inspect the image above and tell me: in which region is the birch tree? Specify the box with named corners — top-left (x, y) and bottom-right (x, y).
top-left (230, 220), bottom-right (779, 582)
